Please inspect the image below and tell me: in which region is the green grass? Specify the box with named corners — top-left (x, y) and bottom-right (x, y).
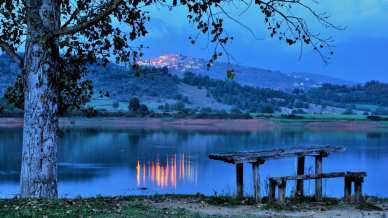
top-left (0, 197), bottom-right (221, 218)
top-left (0, 195), bottom-right (386, 217)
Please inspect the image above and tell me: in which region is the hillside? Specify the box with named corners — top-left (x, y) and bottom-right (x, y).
top-left (1, 54), bottom-right (387, 116)
top-left (139, 54), bottom-right (352, 90)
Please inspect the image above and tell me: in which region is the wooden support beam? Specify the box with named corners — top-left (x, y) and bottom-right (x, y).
top-left (236, 163), bottom-right (244, 199)
top-left (208, 146), bottom-right (345, 164)
top-left (344, 177), bottom-right (352, 203)
top-left (270, 172), bottom-right (366, 181)
top-left (252, 162), bottom-right (261, 203)
top-left (296, 156), bottom-right (305, 197)
top-left (278, 179), bottom-right (287, 204)
top-left (354, 180), bottom-right (363, 203)
top-left (315, 155), bottom-right (323, 201)
top-left (268, 179), bottom-right (276, 202)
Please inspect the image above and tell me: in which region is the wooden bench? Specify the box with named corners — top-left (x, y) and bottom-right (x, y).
top-left (208, 146), bottom-right (345, 202)
top-left (268, 172), bottom-right (366, 204)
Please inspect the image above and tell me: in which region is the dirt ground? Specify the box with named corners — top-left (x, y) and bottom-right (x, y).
top-left (148, 197), bottom-right (388, 218)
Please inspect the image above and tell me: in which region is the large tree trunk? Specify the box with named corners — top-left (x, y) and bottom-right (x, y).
top-left (20, 0), bottom-right (61, 198)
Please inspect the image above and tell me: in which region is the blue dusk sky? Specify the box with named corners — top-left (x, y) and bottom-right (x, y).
top-left (138, 0), bottom-right (388, 82)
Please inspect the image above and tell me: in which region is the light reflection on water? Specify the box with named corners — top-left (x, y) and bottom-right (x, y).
top-left (136, 153), bottom-right (198, 189)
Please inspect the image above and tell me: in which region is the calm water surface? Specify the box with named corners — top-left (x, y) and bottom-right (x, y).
top-left (0, 127), bottom-right (387, 198)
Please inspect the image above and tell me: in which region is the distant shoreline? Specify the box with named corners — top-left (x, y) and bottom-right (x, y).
top-left (1, 116), bottom-right (387, 132)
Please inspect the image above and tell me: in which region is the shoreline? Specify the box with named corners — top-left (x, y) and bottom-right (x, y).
top-left (0, 194), bottom-right (387, 217)
top-left (0, 117), bottom-right (387, 132)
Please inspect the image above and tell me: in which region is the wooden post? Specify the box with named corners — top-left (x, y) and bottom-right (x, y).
top-left (252, 162), bottom-right (261, 203)
top-left (236, 163), bottom-right (244, 199)
top-left (278, 179), bottom-right (287, 204)
top-left (268, 179), bottom-right (276, 202)
top-left (344, 177), bottom-right (352, 203)
top-left (354, 179), bottom-right (363, 203)
top-left (315, 155), bottom-right (323, 201)
top-left (296, 156), bottom-right (305, 197)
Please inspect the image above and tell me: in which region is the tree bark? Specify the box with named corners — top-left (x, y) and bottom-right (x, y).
top-left (20, 0), bottom-right (60, 198)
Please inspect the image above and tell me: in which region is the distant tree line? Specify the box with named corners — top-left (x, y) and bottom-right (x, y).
top-left (182, 72), bottom-right (295, 113)
top-left (296, 81), bottom-right (388, 114)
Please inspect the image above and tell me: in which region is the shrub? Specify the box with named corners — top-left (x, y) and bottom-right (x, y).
top-left (292, 109), bottom-right (306, 114)
top-left (129, 97), bottom-right (140, 112)
top-left (82, 107), bottom-right (98, 118)
top-left (280, 114), bottom-right (304, 119)
top-left (139, 104), bottom-right (149, 114)
top-left (260, 105), bottom-right (274, 114)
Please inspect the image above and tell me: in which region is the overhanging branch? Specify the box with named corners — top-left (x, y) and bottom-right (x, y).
top-left (0, 41), bottom-right (23, 67)
top-left (53, 0), bottom-right (123, 37)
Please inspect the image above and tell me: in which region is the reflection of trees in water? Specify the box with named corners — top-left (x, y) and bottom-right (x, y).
top-left (2, 127), bottom-right (388, 183)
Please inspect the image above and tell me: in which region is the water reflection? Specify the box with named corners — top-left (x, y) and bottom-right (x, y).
top-left (136, 153), bottom-right (197, 189)
top-left (0, 127), bottom-right (388, 198)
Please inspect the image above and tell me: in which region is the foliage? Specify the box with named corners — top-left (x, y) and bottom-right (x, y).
top-left (182, 72), bottom-right (293, 111)
top-left (4, 62), bottom-right (94, 115)
top-left (88, 66), bottom-right (180, 101)
top-left (302, 81), bottom-right (388, 107)
top-left (280, 114), bottom-right (304, 119)
top-left (128, 97), bottom-right (149, 115)
top-left (129, 97), bottom-right (140, 112)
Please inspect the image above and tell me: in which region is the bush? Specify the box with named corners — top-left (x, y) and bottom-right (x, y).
top-left (82, 107), bottom-right (98, 118)
top-left (139, 104), bottom-right (149, 114)
top-left (366, 115), bottom-right (384, 121)
top-left (292, 109), bottom-right (306, 114)
top-left (260, 105), bottom-right (274, 114)
top-left (129, 97), bottom-right (140, 112)
top-left (280, 114), bottom-right (304, 119)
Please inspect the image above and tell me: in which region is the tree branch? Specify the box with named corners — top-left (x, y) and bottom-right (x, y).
top-left (0, 41), bottom-right (23, 67)
top-left (53, 0), bottom-right (123, 37)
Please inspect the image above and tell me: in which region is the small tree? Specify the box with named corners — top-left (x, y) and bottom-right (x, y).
top-left (260, 104), bottom-right (275, 114)
top-left (129, 97), bottom-right (140, 112)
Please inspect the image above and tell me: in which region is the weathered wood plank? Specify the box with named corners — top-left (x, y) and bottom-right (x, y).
top-left (268, 179), bottom-right (276, 202)
top-left (236, 163), bottom-right (244, 199)
top-left (344, 177), bottom-right (352, 203)
top-left (208, 146), bottom-right (345, 164)
top-left (270, 172), bottom-right (366, 182)
top-left (354, 180), bottom-right (363, 203)
top-left (278, 179), bottom-right (287, 204)
top-left (315, 155), bottom-right (323, 201)
top-left (296, 156), bottom-right (305, 197)
top-left (252, 162), bottom-right (261, 203)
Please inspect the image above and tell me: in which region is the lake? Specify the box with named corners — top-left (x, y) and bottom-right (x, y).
top-left (0, 126), bottom-right (387, 198)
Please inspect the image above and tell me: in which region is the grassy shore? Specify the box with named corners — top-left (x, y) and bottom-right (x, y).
top-left (1, 195), bottom-right (387, 218)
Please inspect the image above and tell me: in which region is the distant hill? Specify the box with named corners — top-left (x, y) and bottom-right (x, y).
top-left (139, 54), bottom-right (352, 90)
top-left (1, 54), bottom-right (386, 116)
